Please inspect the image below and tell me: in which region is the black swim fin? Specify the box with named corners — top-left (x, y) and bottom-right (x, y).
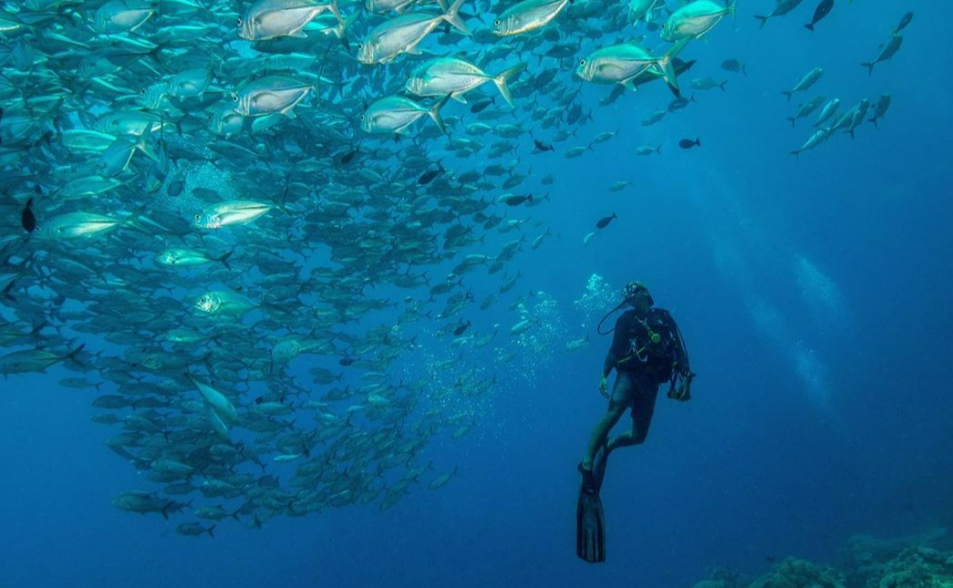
top-left (576, 447), bottom-right (608, 563)
top-left (576, 490), bottom-right (605, 562)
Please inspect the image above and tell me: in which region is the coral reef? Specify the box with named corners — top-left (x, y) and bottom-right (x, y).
top-left (749, 557), bottom-right (846, 588)
top-left (693, 530), bottom-right (953, 588)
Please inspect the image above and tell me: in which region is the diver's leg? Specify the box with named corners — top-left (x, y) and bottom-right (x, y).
top-left (581, 373), bottom-right (633, 470)
top-left (607, 383), bottom-right (659, 452)
top-left (582, 403), bottom-right (626, 469)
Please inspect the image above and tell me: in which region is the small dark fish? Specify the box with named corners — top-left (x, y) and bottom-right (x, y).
top-left (861, 34), bottom-right (903, 76)
top-left (600, 84), bottom-right (626, 107)
top-left (533, 138), bottom-right (555, 152)
top-left (166, 172), bottom-right (186, 197)
top-left (339, 357), bottom-right (356, 366)
top-left (668, 94), bottom-right (695, 112)
top-left (503, 194), bottom-right (533, 206)
top-left (453, 320), bottom-right (470, 336)
top-left (595, 213), bottom-right (617, 230)
top-left (765, 555), bottom-right (776, 563)
top-left (721, 59), bottom-right (747, 76)
top-left (337, 147), bottom-right (358, 165)
top-left (804, 0), bottom-right (833, 31)
top-left (418, 164), bottom-right (444, 185)
top-left (679, 138), bottom-right (701, 149)
top-left (21, 197), bottom-right (36, 233)
top-left (868, 94), bottom-right (891, 128)
top-left (470, 98), bottom-right (494, 113)
top-left (893, 11), bottom-right (913, 33)
top-left (175, 522), bottom-right (215, 538)
top-left (567, 104), bottom-right (588, 126)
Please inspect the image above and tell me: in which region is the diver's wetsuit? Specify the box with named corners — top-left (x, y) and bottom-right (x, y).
top-left (603, 308), bottom-right (689, 442)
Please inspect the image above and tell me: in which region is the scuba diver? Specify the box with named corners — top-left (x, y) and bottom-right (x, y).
top-left (577, 281), bottom-right (695, 563)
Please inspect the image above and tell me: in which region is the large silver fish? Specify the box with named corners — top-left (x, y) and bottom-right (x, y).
top-left (361, 95), bottom-right (451, 134)
top-left (234, 76), bottom-right (315, 117)
top-left (492, 0), bottom-right (570, 36)
top-left (239, 0), bottom-right (342, 41)
top-left (358, 0), bottom-right (470, 64)
top-left (406, 58), bottom-right (526, 106)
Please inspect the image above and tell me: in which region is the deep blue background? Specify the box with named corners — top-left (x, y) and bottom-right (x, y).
top-left (2, 0), bottom-right (952, 587)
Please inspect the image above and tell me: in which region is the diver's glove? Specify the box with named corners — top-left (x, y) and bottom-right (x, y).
top-left (599, 375), bottom-right (609, 399)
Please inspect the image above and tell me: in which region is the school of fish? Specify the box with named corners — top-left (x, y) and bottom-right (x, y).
top-left (0, 0), bottom-right (909, 535)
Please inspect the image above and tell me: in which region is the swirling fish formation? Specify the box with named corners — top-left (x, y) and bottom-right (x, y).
top-left (0, 0), bottom-right (906, 535)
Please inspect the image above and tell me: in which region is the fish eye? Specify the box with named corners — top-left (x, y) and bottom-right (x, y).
top-left (494, 19), bottom-right (501, 26)
top-left (140, 88), bottom-right (146, 95)
top-left (236, 17), bottom-right (243, 26)
top-left (194, 213), bottom-right (201, 220)
top-left (232, 93), bottom-right (238, 102)
top-left (357, 42), bottom-right (364, 49)
top-left (579, 59), bottom-right (586, 66)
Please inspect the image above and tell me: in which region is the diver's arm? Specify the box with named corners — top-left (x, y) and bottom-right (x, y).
top-left (602, 313), bottom-right (629, 377)
top-left (667, 313), bottom-right (692, 377)
top-left (602, 355), bottom-right (615, 378)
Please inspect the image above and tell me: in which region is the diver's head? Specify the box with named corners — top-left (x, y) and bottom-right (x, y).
top-left (622, 281), bottom-right (654, 312)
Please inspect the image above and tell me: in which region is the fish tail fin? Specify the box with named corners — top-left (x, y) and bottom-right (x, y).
top-left (335, 12), bottom-right (359, 51)
top-left (742, 64), bottom-right (747, 76)
top-left (754, 14), bottom-right (768, 28)
top-left (65, 343), bottom-right (86, 366)
top-left (728, 0), bottom-right (737, 24)
top-left (328, 0), bottom-right (343, 22)
top-left (789, 150), bottom-right (800, 158)
top-left (123, 202), bottom-right (153, 235)
top-left (787, 116), bottom-right (796, 127)
top-left (133, 122), bottom-right (156, 159)
top-left (861, 62), bottom-right (874, 76)
top-left (781, 90), bottom-right (792, 102)
top-left (804, 22), bottom-right (814, 31)
top-left (2, 283), bottom-right (19, 304)
top-left (869, 118), bottom-right (879, 129)
top-left (207, 525), bottom-right (216, 538)
top-left (341, 11), bottom-right (359, 33)
top-left (656, 145), bottom-right (662, 154)
top-left (439, 0), bottom-right (471, 35)
top-left (428, 94), bottom-right (451, 134)
top-left (657, 38), bottom-right (690, 96)
top-left (217, 250), bottom-right (233, 270)
top-left (492, 63), bottom-right (526, 107)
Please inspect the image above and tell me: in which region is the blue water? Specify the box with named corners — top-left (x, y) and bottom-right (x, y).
top-left (3, 1), bottom-right (953, 587)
